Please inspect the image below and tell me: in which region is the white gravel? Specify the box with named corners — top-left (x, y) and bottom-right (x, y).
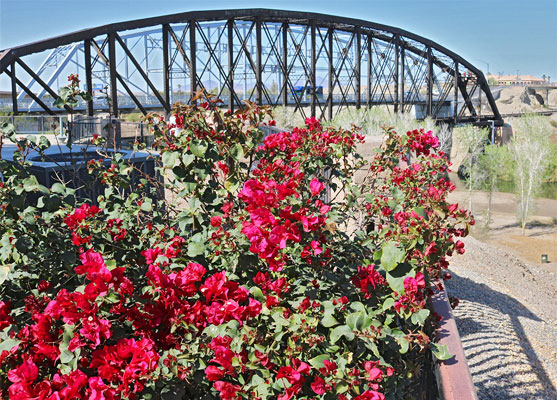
top-left (445, 236), bottom-right (557, 399)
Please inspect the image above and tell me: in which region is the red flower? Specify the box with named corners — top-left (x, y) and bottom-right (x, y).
top-left (298, 297), bottom-right (311, 313)
top-left (0, 301), bottom-right (13, 329)
top-left (208, 336), bottom-right (236, 372)
top-left (266, 295), bottom-right (279, 308)
top-left (87, 377), bottom-right (111, 400)
top-left (355, 390), bottom-right (386, 400)
top-left (320, 359), bottom-right (338, 375)
top-left (211, 216), bottom-right (223, 227)
top-left (79, 315), bottom-right (112, 349)
top-left (276, 366), bottom-right (301, 385)
top-left (310, 375), bottom-right (330, 395)
top-left (352, 265), bottom-right (385, 298)
top-left (205, 365), bottom-right (225, 381)
top-left (64, 204), bottom-right (100, 230)
top-left (75, 249), bottom-right (111, 283)
top-left (255, 351), bottom-right (275, 369)
top-left (213, 381), bottom-right (241, 400)
top-left (364, 360), bottom-right (383, 381)
top-left (455, 240), bottom-right (465, 254)
top-left (217, 162), bottom-right (229, 175)
top-left (424, 241), bottom-right (437, 257)
top-left (309, 178), bottom-right (325, 196)
top-left (37, 280), bottom-right (51, 293)
top-left (142, 247), bottom-right (162, 265)
top-left (8, 359), bottom-right (38, 384)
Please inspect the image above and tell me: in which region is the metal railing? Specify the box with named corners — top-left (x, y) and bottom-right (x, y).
top-left (0, 115), bottom-right (66, 135)
top-left (70, 118), bottom-right (153, 149)
top-left (0, 115), bottom-right (153, 150)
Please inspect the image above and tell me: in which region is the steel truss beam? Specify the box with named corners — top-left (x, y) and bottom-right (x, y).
top-left (0, 9), bottom-right (502, 125)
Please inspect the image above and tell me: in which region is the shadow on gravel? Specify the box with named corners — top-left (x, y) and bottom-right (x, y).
top-left (446, 272), bottom-right (557, 399)
top-left (486, 219), bottom-right (557, 235)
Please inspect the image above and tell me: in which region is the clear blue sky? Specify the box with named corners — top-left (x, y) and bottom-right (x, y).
top-left (1, 0), bottom-right (556, 79)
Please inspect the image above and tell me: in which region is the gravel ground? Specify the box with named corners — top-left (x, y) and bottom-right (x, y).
top-left (445, 235), bottom-right (557, 399)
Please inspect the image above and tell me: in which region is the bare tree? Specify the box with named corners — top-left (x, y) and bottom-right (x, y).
top-left (509, 115), bottom-right (552, 235)
top-left (453, 125), bottom-right (489, 213)
top-left (478, 144), bottom-right (512, 227)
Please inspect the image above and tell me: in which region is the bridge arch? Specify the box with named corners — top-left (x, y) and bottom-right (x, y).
top-left (0, 9), bottom-right (502, 125)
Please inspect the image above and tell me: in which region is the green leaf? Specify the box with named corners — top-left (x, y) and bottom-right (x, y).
top-left (187, 242), bottom-right (206, 257)
top-left (250, 286), bottom-right (266, 302)
top-left (413, 206), bottom-right (426, 219)
top-left (58, 86), bottom-right (71, 100)
top-left (349, 301), bottom-right (366, 312)
top-left (382, 298), bottom-right (395, 311)
top-left (39, 135), bottom-right (51, 149)
top-left (225, 178), bottom-right (240, 193)
top-left (431, 343), bottom-right (452, 361)
top-left (271, 310), bottom-right (289, 326)
top-left (59, 324), bottom-right (75, 350)
top-left (60, 350), bottom-right (74, 364)
top-left (190, 140), bottom-right (207, 157)
top-left (308, 354), bottom-right (329, 369)
top-left (321, 314), bottom-right (339, 328)
top-left (396, 336), bottom-right (409, 354)
top-left (51, 183), bottom-right (67, 194)
top-left (22, 176), bottom-right (40, 192)
top-left (53, 97), bottom-right (64, 109)
top-left (0, 337), bottom-right (19, 352)
top-left (140, 198), bottom-right (153, 212)
top-left (330, 325), bottom-right (354, 344)
top-left (105, 260), bottom-right (117, 271)
top-left (346, 311), bottom-right (366, 331)
top-left (44, 195), bottom-right (62, 212)
top-left (162, 151), bottom-right (180, 167)
top-left (410, 308), bottom-right (430, 325)
top-left (386, 263), bottom-right (414, 294)
top-left (381, 241), bottom-right (405, 271)
top-left (321, 301), bottom-right (335, 313)
top-left (0, 264), bottom-right (12, 285)
top-left (335, 383), bottom-right (349, 394)
top-left (182, 153), bottom-right (195, 167)
top-left (229, 143), bottom-right (244, 160)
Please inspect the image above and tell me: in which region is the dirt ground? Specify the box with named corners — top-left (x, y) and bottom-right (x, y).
top-left (447, 172), bottom-right (557, 271)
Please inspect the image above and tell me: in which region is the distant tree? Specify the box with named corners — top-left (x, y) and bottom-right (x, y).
top-left (454, 125), bottom-right (489, 214)
top-left (477, 144), bottom-right (512, 227)
top-left (269, 81), bottom-right (279, 95)
top-left (542, 74), bottom-right (546, 82)
top-left (509, 115), bottom-right (552, 235)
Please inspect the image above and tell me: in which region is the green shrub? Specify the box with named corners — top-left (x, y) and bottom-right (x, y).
top-left (0, 100), bottom-right (471, 399)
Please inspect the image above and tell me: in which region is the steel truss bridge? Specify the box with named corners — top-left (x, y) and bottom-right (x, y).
top-left (0, 9), bottom-right (503, 125)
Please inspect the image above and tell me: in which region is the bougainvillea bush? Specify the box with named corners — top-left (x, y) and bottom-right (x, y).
top-left (0, 97), bottom-right (472, 400)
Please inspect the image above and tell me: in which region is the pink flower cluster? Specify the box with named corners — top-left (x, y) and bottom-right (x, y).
top-left (407, 129), bottom-right (440, 156)
top-left (240, 177), bottom-right (330, 271)
top-left (1, 201), bottom-right (265, 398)
top-left (351, 265), bottom-right (386, 299)
top-left (394, 272), bottom-right (426, 314)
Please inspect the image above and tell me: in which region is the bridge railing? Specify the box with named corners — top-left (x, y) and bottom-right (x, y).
top-left (69, 118), bottom-right (153, 149)
top-left (0, 115), bottom-right (67, 135)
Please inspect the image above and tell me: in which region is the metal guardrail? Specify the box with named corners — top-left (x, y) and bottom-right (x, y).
top-left (70, 119), bottom-right (153, 149)
top-left (0, 115), bottom-right (153, 149)
top-left (431, 281), bottom-right (479, 400)
top-left (0, 115), bottom-right (66, 135)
